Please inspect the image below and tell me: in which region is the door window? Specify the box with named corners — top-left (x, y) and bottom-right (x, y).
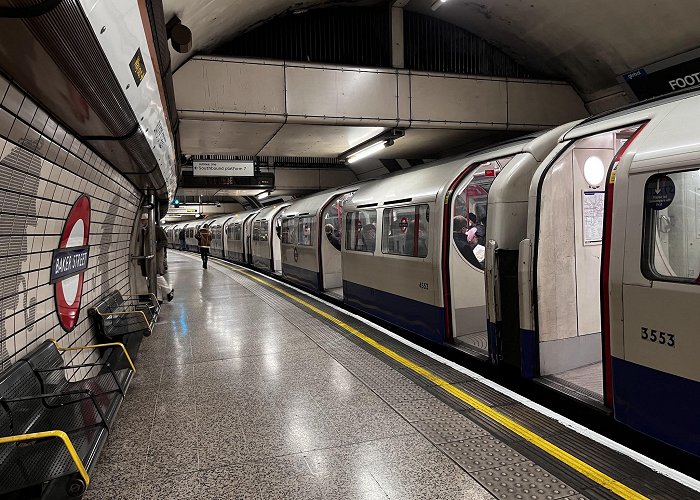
top-left (298, 217), bottom-right (315, 246)
top-left (252, 221), bottom-right (261, 241)
top-left (259, 220), bottom-right (269, 242)
top-left (323, 192), bottom-right (353, 251)
top-left (281, 218), bottom-right (296, 244)
top-left (643, 168), bottom-right (700, 284)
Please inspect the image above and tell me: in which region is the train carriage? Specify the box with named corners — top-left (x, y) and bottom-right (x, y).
top-left (342, 127), bottom-right (574, 350)
top-left (516, 89), bottom-right (700, 456)
top-left (281, 185), bottom-right (360, 294)
top-left (223, 209), bottom-right (260, 264)
top-left (251, 203), bottom-right (291, 272)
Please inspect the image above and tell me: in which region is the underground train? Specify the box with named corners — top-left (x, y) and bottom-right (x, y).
top-left (165, 89), bottom-right (700, 458)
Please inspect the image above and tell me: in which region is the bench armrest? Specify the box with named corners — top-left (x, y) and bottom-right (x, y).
top-left (49, 339), bottom-right (136, 374)
top-left (36, 362), bottom-right (126, 395)
top-left (0, 430), bottom-right (90, 488)
top-left (123, 293), bottom-right (159, 308)
top-left (90, 309), bottom-right (154, 336)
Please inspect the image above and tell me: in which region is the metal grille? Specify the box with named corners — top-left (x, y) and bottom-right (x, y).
top-left (212, 6), bottom-right (392, 68)
top-left (403, 11), bottom-right (542, 78)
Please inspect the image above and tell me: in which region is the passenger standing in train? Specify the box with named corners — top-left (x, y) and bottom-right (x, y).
top-left (453, 216), bottom-right (483, 269)
top-left (179, 229), bottom-right (186, 250)
top-left (196, 224), bottom-right (213, 269)
top-left (325, 223), bottom-right (341, 250)
top-left (475, 214), bottom-right (486, 247)
top-left (156, 224), bottom-right (174, 302)
top-left (361, 223), bottom-right (376, 252)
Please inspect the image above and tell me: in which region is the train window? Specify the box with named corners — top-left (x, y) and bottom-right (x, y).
top-left (281, 218), bottom-right (296, 244)
top-left (259, 220), bottom-right (269, 242)
top-left (233, 223), bottom-right (242, 241)
top-left (381, 205), bottom-right (429, 258)
top-left (453, 157), bottom-right (510, 249)
top-left (298, 216), bottom-right (315, 246)
top-left (253, 221), bottom-right (261, 241)
top-left (323, 192), bottom-right (353, 252)
top-left (642, 168), bottom-right (700, 285)
top-left (345, 210), bottom-right (377, 252)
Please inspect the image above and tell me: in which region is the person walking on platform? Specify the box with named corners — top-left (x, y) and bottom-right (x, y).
top-left (155, 223), bottom-right (174, 302)
top-left (196, 223), bottom-right (213, 269)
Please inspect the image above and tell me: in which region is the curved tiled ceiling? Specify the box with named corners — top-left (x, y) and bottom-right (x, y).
top-left (164, 0), bottom-right (700, 109)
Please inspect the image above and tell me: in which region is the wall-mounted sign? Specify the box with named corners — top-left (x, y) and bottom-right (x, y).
top-left (582, 191), bottom-right (605, 245)
top-left (168, 206), bottom-right (201, 215)
top-left (645, 175), bottom-right (675, 210)
top-left (53, 195), bottom-right (91, 332)
top-left (621, 49), bottom-right (700, 101)
top-left (129, 48), bottom-right (146, 87)
top-left (193, 160), bottom-right (254, 177)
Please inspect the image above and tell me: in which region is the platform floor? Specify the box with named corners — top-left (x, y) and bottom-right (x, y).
top-left (85, 252), bottom-right (699, 500)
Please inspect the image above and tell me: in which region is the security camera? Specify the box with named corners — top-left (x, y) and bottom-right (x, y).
top-left (216, 202), bottom-right (221, 208)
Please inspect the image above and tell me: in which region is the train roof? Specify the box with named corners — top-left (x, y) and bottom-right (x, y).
top-left (347, 123), bottom-right (577, 208)
top-left (284, 182), bottom-right (364, 217)
top-left (222, 208), bottom-right (260, 226)
top-left (253, 202), bottom-right (291, 221)
top-left (564, 88), bottom-right (700, 141)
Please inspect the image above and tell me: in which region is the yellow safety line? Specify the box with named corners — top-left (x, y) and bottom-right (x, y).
top-left (0, 430), bottom-right (90, 487)
top-left (50, 339), bottom-right (136, 374)
top-left (217, 261), bottom-right (648, 500)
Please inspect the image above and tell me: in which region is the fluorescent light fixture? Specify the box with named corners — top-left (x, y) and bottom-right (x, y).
top-left (431, 0), bottom-right (448, 11)
top-left (347, 141), bottom-right (388, 164)
top-left (257, 191), bottom-right (270, 200)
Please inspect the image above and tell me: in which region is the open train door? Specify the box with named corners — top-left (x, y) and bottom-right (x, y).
top-left (608, 132), bottom-right (700, 456)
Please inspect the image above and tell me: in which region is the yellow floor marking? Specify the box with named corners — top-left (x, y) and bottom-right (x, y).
top-left (215, 260), bottom-right (648, 500)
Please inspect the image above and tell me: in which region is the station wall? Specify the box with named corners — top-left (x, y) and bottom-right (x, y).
top-left (0, 76), bottom-right (141, 371)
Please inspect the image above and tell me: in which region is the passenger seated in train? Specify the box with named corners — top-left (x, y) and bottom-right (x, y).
top-left (361, 223), bottom-right (376, 252)
top-left (453, 216), bottom-right (483, 269)
top-left (467, 227), bottom-right (485, 264)
top-left (302, 223), bottom-right (311, 245)
top-left (325, 223), bottom-right (341, 250)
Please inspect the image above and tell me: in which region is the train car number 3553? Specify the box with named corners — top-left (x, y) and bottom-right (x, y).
top-left (641, 327), bottom-right (675, 347)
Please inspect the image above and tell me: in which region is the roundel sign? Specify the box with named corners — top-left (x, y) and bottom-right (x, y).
top-left (51, 195), bottom-right (91, 332)
top-left (399, 217), bottom-right (408, 233)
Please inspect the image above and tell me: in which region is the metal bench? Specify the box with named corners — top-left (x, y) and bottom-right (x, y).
top-left (24, 340), bottom-right (136, 427)
top-left (89, 291), bottom-right (158, 340)
top-left (0, 340), bottom-right (136, 499)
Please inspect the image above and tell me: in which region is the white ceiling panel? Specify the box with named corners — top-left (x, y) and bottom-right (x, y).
top-left (180, 119), bottom-right (282, 155)
top-left (259, 124), bottom-right (386, 156)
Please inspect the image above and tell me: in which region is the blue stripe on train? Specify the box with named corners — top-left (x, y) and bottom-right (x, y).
top-left (612, 357), bottom-right (700, 457)
top-left (520, 328), bottom-right (537, 379)
top-left (282, 263), bottom-right (321, 292)
top-left (343, 280), bottom-right (445, 343)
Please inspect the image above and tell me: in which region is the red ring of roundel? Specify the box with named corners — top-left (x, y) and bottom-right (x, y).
top-left (55, 194), bottom-right (91, 332)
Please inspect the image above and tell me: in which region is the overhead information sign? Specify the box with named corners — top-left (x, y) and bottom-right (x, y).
top-left (621, 49), bottom-right (700, 101)
top-left (193, 160), bottom-right (254, 177)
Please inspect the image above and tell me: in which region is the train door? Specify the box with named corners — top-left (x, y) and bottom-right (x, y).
top-left (447, 160), bottom-right (504, 358)
top-left (530, 124), bottom-right (644, 404)
top-left (613, 158), bottom-right (700, 455)
top-left (320, 192), bottom-right (353, 297)
top-left (271, 208), bottom-right (287, 273)
top-left (244, 214), bottom-right (255, 264)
